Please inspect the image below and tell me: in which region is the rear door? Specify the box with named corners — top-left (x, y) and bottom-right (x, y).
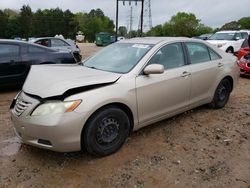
top-left (0, 43), bottom-right (25, 79)
top-left (184, 42), bottom-right (223, 106)
top-left (136, 42), bottom-right (191, 125)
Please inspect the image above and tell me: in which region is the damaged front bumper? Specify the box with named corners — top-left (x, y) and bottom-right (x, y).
top-left (10, 91), bottom-right (85, 152)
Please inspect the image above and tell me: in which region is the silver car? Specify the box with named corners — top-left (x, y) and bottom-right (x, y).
top-left (10, 37), bottom-right (239, 156)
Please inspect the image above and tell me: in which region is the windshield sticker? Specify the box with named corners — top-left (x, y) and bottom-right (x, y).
top-left (132, 44), bottom-right (150, 49)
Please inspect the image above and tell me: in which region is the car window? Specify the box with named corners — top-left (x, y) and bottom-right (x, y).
top-left (148, 43), bottom-right (185, 69)
top-left (35, 39), bottom-right (50, 47)
top-left (0, 44), bottom-right (20, 57)
top-left (241, 39), bottom-right (249, 48)
top-left (186, 43), bottom-right (210, 64)
top-left (84, 43), bottom-right (152, 73)
top-left (51, 39), bottom-right (69, 47)
top-left (209, 33), bottom-right (235, 40)
top-left (208, 48), bottom-right (221, 61)
top-left (28, 46), bottom-right (46, 53)
top-left (241, 32), bottom-right (249, 39)
top-left (235, 33), bottom-right (242, 39)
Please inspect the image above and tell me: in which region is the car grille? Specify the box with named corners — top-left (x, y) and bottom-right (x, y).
top-left (13, 99), bottom-right (31, 116)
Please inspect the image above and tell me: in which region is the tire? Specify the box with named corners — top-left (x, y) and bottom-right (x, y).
top-left (226, 47), bottom-right (234, 54)
top-left (209, 79), bottom-right (231, 109)
top-left (83, 107), bottom-right (130, 157)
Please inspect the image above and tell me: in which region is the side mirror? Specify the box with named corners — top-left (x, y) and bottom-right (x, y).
top-left (235, 37), bottom-right (240, 40)
top-left (143, 64), bottom-right (164, 75)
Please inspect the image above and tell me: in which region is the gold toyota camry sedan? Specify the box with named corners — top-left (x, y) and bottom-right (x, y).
top-left (10, 37), bottom-right (239, 156)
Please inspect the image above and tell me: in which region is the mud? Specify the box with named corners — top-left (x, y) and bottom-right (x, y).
top-left (0, 43), bottom-right (249, 188)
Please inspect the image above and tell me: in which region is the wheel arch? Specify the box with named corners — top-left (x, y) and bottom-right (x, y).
top-left (226, 46), bottom-right (234, 53)
top-left (80, 102), bottom-right (135, 150)
top-left (222, 75), bottom-right (234, 92)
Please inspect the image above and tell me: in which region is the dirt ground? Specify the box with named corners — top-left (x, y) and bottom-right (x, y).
top-left (0, 43), bottom-right (250, 188)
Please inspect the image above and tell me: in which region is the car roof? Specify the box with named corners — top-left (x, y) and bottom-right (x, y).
top-left (31, 37), bottom-right (67, 42)
top-left (216, 30), bottom-right (242, 33)
top-left (118, 37), bottom-right (191, 45)
top-left (0, 39), bottom-right (29, 44)
top-left (0, 39), bottom-right (57, 51)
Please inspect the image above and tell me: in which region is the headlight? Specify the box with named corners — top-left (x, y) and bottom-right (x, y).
top-left (31, 100), bottom-right (81, 116)
top-left (217, 43), bottom-right (226, 48)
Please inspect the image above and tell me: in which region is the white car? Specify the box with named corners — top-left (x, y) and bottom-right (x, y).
top-left (207, 31), bottom-right (249, 53)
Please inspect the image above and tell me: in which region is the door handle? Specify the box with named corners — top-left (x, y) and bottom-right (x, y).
top-left (181, 71), bottom-right (191, 77)
top-left (218, 62), bottom-right (224, 67)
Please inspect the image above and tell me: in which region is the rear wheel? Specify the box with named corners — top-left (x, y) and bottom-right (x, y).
top-left (209, 79), bottom-right (231, 109)
top-left (83, 107), bottom-right (130, 157)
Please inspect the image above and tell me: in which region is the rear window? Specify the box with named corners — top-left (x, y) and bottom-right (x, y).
top-left (208, 48), bottom-right (221, 61)
top-left (51, 39), bottom-right (69, 47)
top-left (186, 43), bottom-right (210, 64)
top-left (0, 44), bottom-right (20, 57)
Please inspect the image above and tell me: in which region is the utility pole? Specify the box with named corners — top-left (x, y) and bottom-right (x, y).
top-left (129, 6), bottom-right (133, 33)
top-left (138, 0), bottom-right (152, 33)
top-left (115, 0), bottom-right (144, 41)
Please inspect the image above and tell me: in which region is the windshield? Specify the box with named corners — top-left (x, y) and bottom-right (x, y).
top-left (209, 33), bottom-right (235, 40)
top-left (84, 43), bottom-right (153, 73)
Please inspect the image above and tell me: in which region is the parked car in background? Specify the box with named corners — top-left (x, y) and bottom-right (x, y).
top-left (237, 37), bottom-right (250, 76)
top-left (240, 29), bottom-right (250, 36)
top-left (207, 31), bottom-right (249, 53)
top-left (29, 37), bottom-right (82, 62)
top-left (192, 33), bottom-right (213, 40)
top-left (238, 52), bottom-right (250, 77)
top-left (238, 37), bottom-right (250, 60)
top-left (0, 40), bottom-right (77, 87)
top-left (10, 37), bottom-right (239, 157)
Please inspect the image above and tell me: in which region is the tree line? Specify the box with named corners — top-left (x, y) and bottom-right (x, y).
top-left (0, 5), bottom-right (115, 42)
top-left (0, 5), bottom-right (249, 41)
top-left (146, 12), bottom-right (250, 37)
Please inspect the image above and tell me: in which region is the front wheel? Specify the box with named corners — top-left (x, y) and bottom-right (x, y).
top-left (82, 107), bottom-right (130, 157)
top-left (209, 79), bottom-right (231, 109)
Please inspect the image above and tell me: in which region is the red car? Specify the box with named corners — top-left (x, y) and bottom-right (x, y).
top-left (237, 38), bottom-right (250, 76)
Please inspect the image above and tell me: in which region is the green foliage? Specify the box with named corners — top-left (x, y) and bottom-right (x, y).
top-left (147, 12), bottom-right (213, 37)
top-left (118, 26), bottom-right (127, 36)
top-left (0, 10), bottom-right (8, 38)
top-left (75, 9), bottom-right (115, 42)
top-left (238, 17), bottom-right (250, 29)
top-left (0, 6), bottom-right (114, 41)
top-left (220, 17), bottom-right (250, 30)
top-left (220, 21), bottom-right (240, 30)
top-left (147, 25), bottom-right (163, 36)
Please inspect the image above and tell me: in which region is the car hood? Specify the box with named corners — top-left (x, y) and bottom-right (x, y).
top-left (207, 40), bottom-right (230, 45)
top-left (23, 64), bottom-right (121, 98)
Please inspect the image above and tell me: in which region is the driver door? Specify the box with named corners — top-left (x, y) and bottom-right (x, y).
top-left (135, 43), bottom-right (191, 127)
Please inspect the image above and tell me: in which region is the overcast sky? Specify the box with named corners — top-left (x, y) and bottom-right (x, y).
top-left (0, 0), bottom-right (249, 29)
